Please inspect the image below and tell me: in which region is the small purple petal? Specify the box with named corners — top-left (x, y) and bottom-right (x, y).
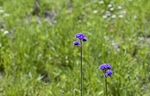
top-left (73, 41), bottom-right (80, 46)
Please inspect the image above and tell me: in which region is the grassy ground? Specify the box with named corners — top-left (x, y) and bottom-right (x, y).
top-left (0, 0), bottom-right (150, 95)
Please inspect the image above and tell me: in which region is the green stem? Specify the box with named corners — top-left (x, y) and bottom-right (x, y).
top-left (105, 75), bottom-right (107, 96)
top-left (80, 41), bottom-right (83, 96)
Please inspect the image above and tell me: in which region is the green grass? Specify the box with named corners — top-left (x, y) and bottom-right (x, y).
top-left (0, 0), bottom-right (150, 95)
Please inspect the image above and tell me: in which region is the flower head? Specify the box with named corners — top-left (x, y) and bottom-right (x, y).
top-left (99, 64), bottom-right (112, 70)
top-left (73, 41), bottom-right (80, 46)
top-left (99, 64), bottom-right (106, 70)
top-left (105, 64), bottom-right (112, 69)
top-left (83, 37), bottom-right (88, 41)
top-left (75, 33), bottom-right (85, 40)
top-left (108, 4), bottom-right (112, 8)
top-left (4, 31), bottom-right (9, 35)
top-left (106, 70), bottom-right (113, 77)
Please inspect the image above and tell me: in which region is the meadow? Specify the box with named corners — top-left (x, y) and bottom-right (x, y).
top-left (0, 0), bottom-right (150, 95)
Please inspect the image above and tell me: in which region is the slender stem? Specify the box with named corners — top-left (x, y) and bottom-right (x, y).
top-left (105, 75), bottom-right (107, 96)
top-left (80, 41), bottom-right (83, 96)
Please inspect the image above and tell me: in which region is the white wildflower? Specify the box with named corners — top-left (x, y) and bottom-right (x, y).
top-left (110, 8), bottom-right (114, 11)
top-left (112, 14), bottom-right (116, 18)
top-left (3, 13), bottom-right (9, 17)
top-left (108, 4), bottom-right (112, 7)
top-left (0, 10), bottom-right (4, 13)
top-left (4, 31), bottom-right (8, 35)
top-left (99, 1), bottom-right (104, 4)
top-left (134, 16), bottom-right (137, 19)
top-left (119, 15), bottom-right (123, 18)
top-left (122, 10), bottom-right (126, 14)
top-left (103, 15), bottom-right (107, 19)
top-left (104, 36), bottom-right (109, 40)
top-left (87, 22), bottom-right (91, 26)
top-left (118, 6), bottom-right (122, 9)
top-left (93, 10), bottom-right (98, 14)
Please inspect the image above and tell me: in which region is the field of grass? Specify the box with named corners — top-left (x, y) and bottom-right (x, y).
top-left (0, 0), bottom-right (150, 95)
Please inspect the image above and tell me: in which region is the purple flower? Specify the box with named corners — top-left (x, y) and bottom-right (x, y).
top-left (106, 70), bottom-right (113, 77)
top-left (105, 64), bottom-right (112, 69)
top-left (99, 64), bottom-right (112, 70)
top-left (99, 64), bottom-right (106, 70)
top-left (83, 37), bottom-right (88, 41)
top-left (73, 41), bottom-right (80, 46)
top-left (75, 33), bottom-right (85, 40)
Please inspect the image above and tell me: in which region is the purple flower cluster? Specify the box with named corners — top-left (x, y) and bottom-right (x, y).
top-left (73, 41), bottom-right (80, 46)
top-left (99, 64), bottom-right (112, 70)
top-left (99, 64), bottom-right (113, 77)
top-left (106, 70), bottom-right (113, 77)
top-left (73, 33), bottom-right (88, 46)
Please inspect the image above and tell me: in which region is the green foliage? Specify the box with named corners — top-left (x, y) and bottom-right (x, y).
top-left (0, 0), bottom-right (150, 95)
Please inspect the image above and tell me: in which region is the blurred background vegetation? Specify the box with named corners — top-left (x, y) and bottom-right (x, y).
top-left (0, 0), bottom-right (150, 95)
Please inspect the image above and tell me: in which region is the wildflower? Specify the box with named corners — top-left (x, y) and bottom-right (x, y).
top-left (134, 16), bottom-right (137, 19)
top-left (103, 15), bottom-right (107, 19)
top-left (104, 36), bottom-right (109, 40)
top-left (108, 4), bottom-right (112, 8)
top-left (4, 31), bottom-right (8, 35)
top-left (99, 63), bottom-right (113, 96)
top-left (110, 8), bottom-right (114, 11)
top-left (99, 1), bottom-right (104, 4)
top-left (75, 33), bottom-right (85, 40)
top-left (3, 13), bottom-right (9, 17)
top-left (93, 10), bottom-right (98, 14)
top-left (118, 6), bottom-right (122, 9)
top-left (73, 33), bottom-right (87, 96)
top-left (73, 41), bottom-right (80, 46)
top-left (121, 10), bottom-right (126, 14)
top-left (112, 14), bottom-right (116, 18)
top-left (119, 15), bottom-right (123, 18)
top-left (83, 37), bottom-right (88, 41)
top-left (106, 70), bottom-right (113, 77)
top-left (99, 64), bottom-right (112, 70)
top-left (99, 64), bottom-right (106, 70)
top-left (0, 10), bottom-right (4, 13)
top-left (105, 64), bottom-right (112, 69)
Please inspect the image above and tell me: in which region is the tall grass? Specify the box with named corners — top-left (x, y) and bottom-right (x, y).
top-left (0, 0), bottom-right (150, 95)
